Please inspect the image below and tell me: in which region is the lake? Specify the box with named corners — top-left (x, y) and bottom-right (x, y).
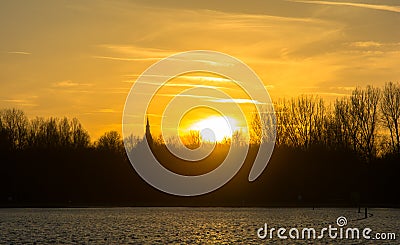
top-left (0, 207), bottom-right (398, 244)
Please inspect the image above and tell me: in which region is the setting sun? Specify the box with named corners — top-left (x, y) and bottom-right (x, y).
top-left (189, 116), bottom-right (237, 142)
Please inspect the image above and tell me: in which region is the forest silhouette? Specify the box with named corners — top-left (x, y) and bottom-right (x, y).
top-left (0, 82), bottom-right (399, 207)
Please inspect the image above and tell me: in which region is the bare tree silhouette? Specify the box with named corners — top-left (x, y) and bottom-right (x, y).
top-left (273, 96), bottom-right (325, 149)
top-left (124, 134), bottom-right (141, 152)
top-left (231, 130), bottom-right (246, 146)
top-left (70, 118), bottom-right (90, 149)
top-left (380, 82), bottom-right (400, 155)
top-left (333, 97), bottom-right (355, 151)
top-left (350, 86), bottom-right (381, 162)
top-left (0, 108), bottom-right (28, 150)
top-left (26, 116), bottom-right (90, 149)
top-left (250, 113), bottom-right (262, 145)
top-left (258, 104), bottom-right (276, 144)
top-left (181, 130), bottom-right (201, 149)
top-left (96, 131), bottom-right (124, 154)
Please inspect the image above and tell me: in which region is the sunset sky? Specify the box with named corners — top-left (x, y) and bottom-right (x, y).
top-left (1, 0), bottom-right (399, 139)
top-left (146, 72), bottom-right (256, 140)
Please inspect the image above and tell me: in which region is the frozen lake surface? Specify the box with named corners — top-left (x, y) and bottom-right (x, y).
top-left (0, 207), bottom-right (398, 244)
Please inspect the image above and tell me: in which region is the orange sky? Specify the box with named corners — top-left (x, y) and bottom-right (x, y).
top-left (1, 0), bottom-right (399, 139)
top-left (144, 72), bottom-right (257, 138)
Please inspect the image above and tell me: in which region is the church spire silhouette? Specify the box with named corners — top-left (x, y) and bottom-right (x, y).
top-left (145, 116), bottom-right (153, 145)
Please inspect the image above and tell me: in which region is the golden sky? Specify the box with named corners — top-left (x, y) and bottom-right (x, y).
top-left (1, 0), bottom-right (399, 139)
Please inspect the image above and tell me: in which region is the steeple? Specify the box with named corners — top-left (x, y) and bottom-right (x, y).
top-left (145, 116), bottom-right (153, 144)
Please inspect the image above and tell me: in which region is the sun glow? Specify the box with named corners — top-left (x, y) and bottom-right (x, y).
top-left (189, 116), bottom-right (237, 142)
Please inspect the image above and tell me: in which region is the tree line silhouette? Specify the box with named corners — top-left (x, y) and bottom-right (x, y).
top-left (259, 82), bottom-right (400, 162)
top-left (0, 82), bottom-right (399, 207)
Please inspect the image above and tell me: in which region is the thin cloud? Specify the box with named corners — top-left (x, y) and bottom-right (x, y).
top-left (122, 74), bottom-right (233, 83)
top-left (122, 74), bottom-right (171, 79)
top-left (147, 113), bottom-right (165, 118)
top-left (291, 0), bottom-right (400, 13)
top-left (304, 92), bottom-right (348, 97)
top-left (182, 75), bottom-right (233, 83)
top-left (7, 51), bottom-right (31, 55)
top-left (332, 86), bottom-right (356, 91)
top-left (127, 80), bottom-right (220, 89)
top-left (264, 85), bottom-right (275, 89)
top-left (97, 44), bottom-right (174, 57)
top-left (347, 41), bottom-right (400, 50)
top-left (132, 81), bottom-right (225, 90)
top-left (96, 108), bottom-right (117, 113)
top-left (122, 75), bottom-right (237, 91)
top-left (92, 56), bottom-right (162, 62)
top-left (2, 99), bottom-right (37, 107)
top-left (161, 83), bottom-right (222, 89)
top-left (54, 80), bottom-right (92, 87)
top-left (155, 93), bottom-right (229, 102)
top-left (211, 98), bottom-right (265, 104)
top-left (94, 45), bottom-right (176, 63)
top-left (350, 41), bottom-right (383, 48)
top-left (191, 59), bottom-right (233, 67)
top-left (2, 99), bottom-right (28, 103)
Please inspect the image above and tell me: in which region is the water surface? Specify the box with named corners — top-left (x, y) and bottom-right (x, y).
top-left (0, 207), bottom-right (398, 244)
